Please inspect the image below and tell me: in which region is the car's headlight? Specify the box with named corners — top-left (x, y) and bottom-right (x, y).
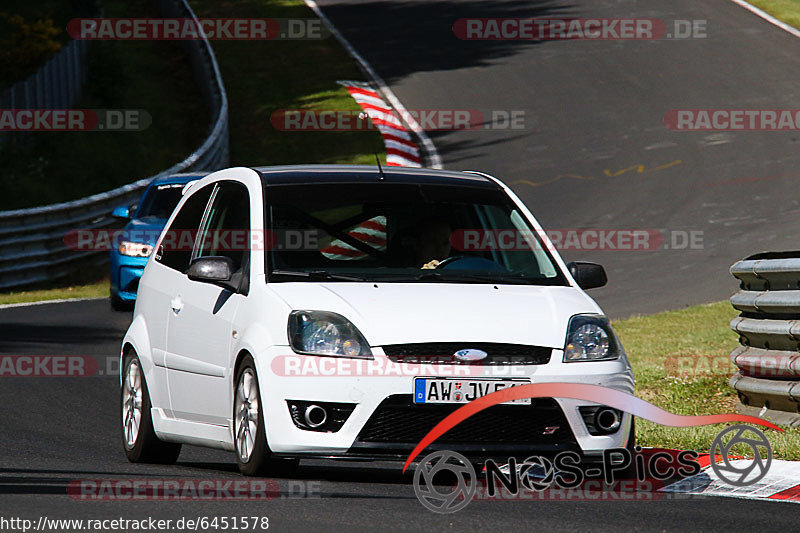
top-left (118, 241), bottom-right (153, 257)
top-left (563, 314), bottom-right (620, 362)
top-left (287, 311), bottom-right (373, 358)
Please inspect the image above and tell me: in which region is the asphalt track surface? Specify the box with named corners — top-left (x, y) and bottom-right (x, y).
top-left (2, 299), bottom-right (800, 532)
top-left (4, 0), bottom-right (800, 531)
top-left (317, 0), bottom-right (800, 317)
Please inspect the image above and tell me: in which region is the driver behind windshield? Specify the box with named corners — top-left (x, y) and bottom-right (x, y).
top-left (266, 182), bottom-right (565, 284)
top-left (406, 217), bottom-right (452, 269)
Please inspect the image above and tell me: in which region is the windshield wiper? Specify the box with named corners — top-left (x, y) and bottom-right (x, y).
top-left (404, 271), bottom-right (518, 283)
top-left (411, 271), bottom-right (551, 284)
top-left (270, 269), bottom-right (367, 282)
top-left (271, 269), bottom-right (556, 285)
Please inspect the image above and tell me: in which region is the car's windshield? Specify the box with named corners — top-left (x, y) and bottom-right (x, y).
top-left (265, 181), bottom-right (567, 286)
top-left (135, 183), bottom-right (187, 219)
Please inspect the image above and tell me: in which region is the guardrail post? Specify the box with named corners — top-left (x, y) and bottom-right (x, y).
top-left (729, 253), bottom-right (800, 425)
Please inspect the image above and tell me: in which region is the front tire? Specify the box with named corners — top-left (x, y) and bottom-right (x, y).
top-left (121, 351), bottom-right (181, 464)
top-left (234, 356), bottom-right (298, 476)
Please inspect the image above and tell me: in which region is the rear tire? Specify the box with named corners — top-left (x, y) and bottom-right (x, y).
top-left (234, 355), bottom-right (298, 476)
top-left (121, 351), bottom-right (181, 464)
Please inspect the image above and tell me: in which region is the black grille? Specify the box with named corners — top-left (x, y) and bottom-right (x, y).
top-left (381, 342), bottom-right (551, 365)
top-left (356, 395), bottom-right (574, 448)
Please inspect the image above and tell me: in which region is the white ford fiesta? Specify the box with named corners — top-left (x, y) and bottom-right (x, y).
top-left (120, 165), bottom-right (634, 475)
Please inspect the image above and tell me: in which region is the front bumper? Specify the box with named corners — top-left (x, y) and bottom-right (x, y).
top-left (255, 346), bottom-right (635, 460)
top-left (110, 253), bottom-right (148, 300)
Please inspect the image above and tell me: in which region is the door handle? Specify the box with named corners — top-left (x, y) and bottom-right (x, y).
top-left (170, 296), bottom-right (183, 314)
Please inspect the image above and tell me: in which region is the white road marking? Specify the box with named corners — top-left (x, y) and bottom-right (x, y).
top-left (303, 0), bottom-right (442, 168)
top-left (661, 460), bottom-right (800, 503)
top-left (0, 296), bottom-right (105, 309)
top-left (728, 0), bottom-right (800, 40)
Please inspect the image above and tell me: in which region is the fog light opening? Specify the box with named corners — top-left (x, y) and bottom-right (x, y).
top-left (304, 405), bottom-right (328, 428)
top-left (595, 408), bottom-right (621, 433)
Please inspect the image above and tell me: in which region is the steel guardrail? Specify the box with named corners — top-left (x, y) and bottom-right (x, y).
top-left (0, 41), bottom-right (90, 131)
top-left (0, 0), bottom-right (229, 290)
top-left (729, 252), bottom-right (800, 414)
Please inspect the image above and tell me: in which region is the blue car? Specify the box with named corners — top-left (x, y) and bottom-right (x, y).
top-left (109, 173), bottom-right (205, 310)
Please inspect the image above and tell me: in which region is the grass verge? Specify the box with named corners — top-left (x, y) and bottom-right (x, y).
top-left (0, 0), bottom-right (207, 210)
top-left (9, 1), bottom-right (793, 461)
top-left (1, 0), bottom-right (387, 295)
top-left (189, 0), bottom-right (385, 166)
top-left (4, 280), bottom-right (799, 460)
top-left (0, 278), bottom-right (108, 305)
top-left (747, 0), bottom-right (800, 29)
top-left (614, 301), bottom-right (800, 460)
top-left (0, 0), bottom-right (94, 89)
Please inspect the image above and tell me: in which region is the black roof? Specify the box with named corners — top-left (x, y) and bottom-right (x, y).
top-left (251, 165), bottom-right (501, 189)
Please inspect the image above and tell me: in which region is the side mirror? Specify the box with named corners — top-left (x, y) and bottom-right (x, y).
top-left (112, 205), bottom-right (131, 219)
top-left (187, 256), bottom-right (238, 291)
top-left (566, 261), bottom-right (607, 290)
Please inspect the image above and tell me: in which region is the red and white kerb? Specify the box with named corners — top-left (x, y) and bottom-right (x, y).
top-left (338, 80), bottom-right (422, 167)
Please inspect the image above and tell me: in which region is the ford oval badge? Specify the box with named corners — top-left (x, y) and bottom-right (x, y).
top-left (454, 349), bottom-right (488, 362)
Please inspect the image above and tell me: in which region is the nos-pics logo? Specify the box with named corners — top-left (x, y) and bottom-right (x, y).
top-left (412, 424), bottom-right (773, 514)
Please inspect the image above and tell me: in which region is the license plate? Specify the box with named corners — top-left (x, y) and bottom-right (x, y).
top-left (413, 378), bottom-right (531, 405)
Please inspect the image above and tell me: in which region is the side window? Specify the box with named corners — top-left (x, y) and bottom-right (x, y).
top-left (155, 184), bottom-right (214, 272)
top-left (196, 182), bottom-right (250, 272)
